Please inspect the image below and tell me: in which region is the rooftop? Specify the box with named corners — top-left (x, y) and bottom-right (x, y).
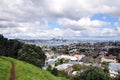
top-left (103, 55), bottom-right (116, 59)
top-left (109, 63), bottom-right (120, 71)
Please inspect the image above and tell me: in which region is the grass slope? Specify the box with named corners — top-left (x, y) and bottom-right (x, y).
top-left (0, 56), bottom-right (68, 80)
top-left (0, 57), bottom-right (11, 80)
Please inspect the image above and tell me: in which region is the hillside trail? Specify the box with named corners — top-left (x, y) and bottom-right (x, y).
top-left (9, 62), bottom-right (15, 80)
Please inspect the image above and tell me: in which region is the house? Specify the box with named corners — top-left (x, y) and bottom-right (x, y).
top-left (57, 54), bottom-right (85, 63)
top-left (46, 59), bottom-right (57, 67)
top-left (45, 52), bottom-right (54, 59)
top-left (70, 56), bottom-right (78, 61)
top-left (65, 66), bottom-right (73, 76)
top-left (57, 54), bottom-right (70, 59)
top-left (55, 63), bottom-right (73, 70)
top-left (99, 51), bottom-right (108, 56)
top-left (101, 55), bottom-right (116, 63)
top-left (73, 54), bottom-right (85, 60)
top-left (81, 56), bottom-right (91, 63)
top-left (109, 63), bottom-right (120, 77)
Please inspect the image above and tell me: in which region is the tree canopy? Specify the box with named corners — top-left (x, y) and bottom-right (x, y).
top-left (18, 44), bottom-right (46, 68)
top-left (0, 34), bottom-right (46, 68)
top-left (75, 67), bottom-right (110, 80)
top-left (0, 34), bottom-right (23, 57)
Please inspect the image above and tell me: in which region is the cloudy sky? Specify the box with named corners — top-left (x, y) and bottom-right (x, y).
top-left (0, 0), bottom-right (120, 40)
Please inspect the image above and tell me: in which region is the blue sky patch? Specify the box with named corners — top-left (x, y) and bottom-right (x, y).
top-left (91, 14), bottom-right (118, 24)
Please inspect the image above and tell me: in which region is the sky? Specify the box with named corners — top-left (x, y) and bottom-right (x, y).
top-left (0, 0), bottom-right (120, 40)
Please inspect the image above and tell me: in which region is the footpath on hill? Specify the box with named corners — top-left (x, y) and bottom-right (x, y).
top-left (9, 62), bottom-right (15, 80)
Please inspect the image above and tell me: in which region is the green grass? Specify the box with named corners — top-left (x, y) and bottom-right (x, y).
top-left (0, 56), bottom-right (68, 80)
top-left (0, 57), bottom-right (11, 80)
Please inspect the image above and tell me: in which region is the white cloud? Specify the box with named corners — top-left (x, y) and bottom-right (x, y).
top-left (42, 0), bottom-right (120, 19)
top-left (58, 17), bottom-right (109, 30)
top-left (0, 0), bottom-right (120, 39)
top-left (1, 0), bottom-right (120, 21)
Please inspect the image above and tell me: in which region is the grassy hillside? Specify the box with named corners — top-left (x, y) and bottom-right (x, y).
top-left (0, 56), bottom-right (68, 80)
top-left (0, 57), bottom-right (10, 80)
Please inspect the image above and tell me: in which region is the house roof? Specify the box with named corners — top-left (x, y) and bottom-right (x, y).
top-left (103, 55), bottom-right (116, 59)
top-left (74, 54), bottom-right (81, 56)
top-left (56, 63), bottom-right (73, 70)
top-left (47, 59), bottom-right (57, 65)
top-left (109, 63), bottom-right (120, 71)
top-left (74, 54), bottom-right (85, 57)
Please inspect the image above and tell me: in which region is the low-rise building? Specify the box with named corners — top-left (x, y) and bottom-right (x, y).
top-left (55, 63), bottom-right (73, 70)
top-left (109, 63), bottom-right (120, 77)
top-left (46, 59), bottom-right (57, 67)
top-left (57, 54), bottom-right (85, 62)
top-left (101, 55), bottom-right (116, 63)
top-left (73, 54), bottom-right (85, 60)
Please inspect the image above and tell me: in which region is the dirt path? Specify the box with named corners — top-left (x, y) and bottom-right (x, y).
top-left (9, 62), bottom-right (15, 80)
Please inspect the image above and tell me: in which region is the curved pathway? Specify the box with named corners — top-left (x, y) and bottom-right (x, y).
top-left (9, 62), bottom-right (15, 80)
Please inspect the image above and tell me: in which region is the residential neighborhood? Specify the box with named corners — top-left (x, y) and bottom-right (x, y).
top-left (42, 41), bottom-right (120, 77)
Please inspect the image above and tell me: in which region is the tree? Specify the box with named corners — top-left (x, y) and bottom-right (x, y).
top-left (52, 47), bottom-right (57, 51)
top-left (102, 61), bottom-right (109, 73)
top-left (7, 39), bottom-right (23, 58)
top-left (57, 70), bottom-right (67, 77)
top-left (0, 35), bottom-right (46, 68)
top-left (75, 67), bottom-right (110, 80)
top-left (55, 58), bottom-right (69, 66)
top-left (108, 48), bottom-right (120, 56)
top-left (51, 68), bottom-right (58, 76)
top-left (89, 57), bottom-right (95, 63)
top-left (0, 35), bottom-right (23, 57)
top-left (47, 65), bottom-right (52, 72)
top-left (114, 72), bottom-right (120, 80)
top-left (0, 34), bottom-right (8, 56)
top-left (117, 54), bottom-right (120, 63)
top-left (72, 64), bottom-right (82, 71)
top-left (18, 44), bottom-right (46, 68)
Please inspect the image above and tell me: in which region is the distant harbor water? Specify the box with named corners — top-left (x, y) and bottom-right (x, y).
top-left (34, 41), bottom-right (77, 46)
top-left (19, 39), bottom-right (78, 46)
top-left (18, 39), bottom-right (116, 47)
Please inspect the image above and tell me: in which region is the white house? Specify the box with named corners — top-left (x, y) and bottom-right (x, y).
top-left (109, 63), bottom-right (120, 77)
top-left (101, 55), bottom-right (116, 63)
top-left (55, 63), bottom-right (73, 70)
top-left (57, 54), bottom-right (70, 59)
top-left (57, 54), bottom-right (85, 62)
top-left (45, 59), bottom-right (57, 67)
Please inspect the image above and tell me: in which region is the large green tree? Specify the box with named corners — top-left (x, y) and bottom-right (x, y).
top-left (0, 34), bottom-right (46, 68)
top-left (18, 44), bottom-right (46, 68)
top-left (75, 67), bottom-right (110, 80)
top-left (0, 34), bottom-right (23, 57)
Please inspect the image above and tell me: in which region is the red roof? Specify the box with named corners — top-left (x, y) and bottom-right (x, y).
top-left (74, 54), bottom-right (82, 56)
top-left (74, 54), bottom-right (81, 55)
top-left (104, 55), bottom-right (116, 59)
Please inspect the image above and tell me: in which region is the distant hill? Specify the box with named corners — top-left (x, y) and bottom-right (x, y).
top-left (0, 56), bottom-right (68, 80)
